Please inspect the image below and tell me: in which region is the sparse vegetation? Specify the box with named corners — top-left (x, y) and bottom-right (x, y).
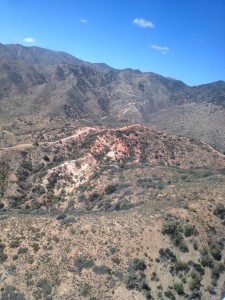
top-left (0, 95), bottom-right (225, 299)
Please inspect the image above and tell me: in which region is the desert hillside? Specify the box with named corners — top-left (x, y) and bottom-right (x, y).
top-left (0, 124), bottom-right (225, 299)
top-left (0, 44), bottom-right (225, 300)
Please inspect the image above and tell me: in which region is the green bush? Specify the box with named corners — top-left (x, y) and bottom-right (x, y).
top-left (209, 239), bottom-right (223, 261)
top-left (179, 240), bottom-right (189, 253)
top-left (201, 254), bottom-right (214, 268)
top-left (192, 263), bottom-right (205, 276)
top-left (32, 243), bottom-right (40, 253)
top-left (88, 192), bottom-right (102, 202)
top-left (162, 221), bottom-right (181, 235)
top-left (74, 257), bottom-right (94, 272)
top-left (162, 221), bottom-right (188, 251)
top-left (184, 224), bottom-right (198, 237)
top-left (213, 203), bottom-right (225, 219)
top-left (174, 282), bottom-right (184, 295)
top-left (174, 260), bottom-right (189, 273)
top-left (125, 274), bottom-right (138, 290)
top-left (189, 271), bottom-right (201, 291)
top-left (105, 184), bottom-right (118, 195)
top-left (211, 263), bottom-right (225, 286)
top-left (133, 258), bottom-right (147, 271)
top-left (159, 248), bottom-right (176, 262)
top-left (164, 290), bottom-right (175, 300)
top-left (9, 240), bottom-right (20, 248)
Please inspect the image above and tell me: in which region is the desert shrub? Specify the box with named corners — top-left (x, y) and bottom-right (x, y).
top-left (179, 240), bottom-right (189, 253)
top-left (32, 243), bottom-right (40, 253)
top-left (93, 265), bottom-right (111, 275)
top-left (164, 290), bottom-right (175, 300)
top-left (174, 282), bottom-right (184, 295)
top-left (125, 272), bottom-right (151, 296)
top-left (189, 271), bottom-right (201, 291)
top-left (56, 213), bottom-right (67, 220)
top-left (221, 282), bottom-right (225, 299)
top-left (136, 178), bottom-right (153, 188)
top-left (174, 260), bottom-right (189, 273)
top-left (18, 247), bottom-right (28, 255)
top-left (208, 285), bottom-right (217, 295)
top-left (125, 273), bottom-right (139, 290)
top-left (105, 184), bottom-right (118, 195)
top-left (17, 169), bottom-right (29, 181)
top-left (47, 172), bottom-right (58, 189)
top-left (133, 258), bottom-right (147, 271)
top-left (74, 257), bottom-right (94, 272)
top-left (81, 284), bottom-right (90, 297)
top-left (36, 278), bottom-right (52, 296)
top-left (188, 290), bottom-right (202, 299)
top-left (151, 272), bottom-right (159, 281)
top-left (52, 236), bottom-right (59, 243)
top-left (78, 194), bottom-right (86, 202)
top-left (193, 240), bottom-right (198, 250)
top-left (0, 161), bottom-right (9, 197)
top-left (211, 263), bottom-right (225, 286)
top-left (60, 217), bottom-right (76, 226)
top-left (1, 285), bottom-right (25, 300)
top-left (162, 221), bottom-right (189, 252)
top-left (201, 253), bottom-right (214, 268)
top-left (111, 257), bottom-right (120, 265)
top-left (140, 279), bottom-right (150, 291)
top-left (144, 290), bottom-right (152, 300)
top-left (186, 146), bottom-right (193, 152)
top-left (209, 239), bottom-right (223, 261)
top-left (89, 192), bottom-right (101, 202)
top-left (9, 240), bottom-right (20, 248)
top-left (43, 155), bottom-right (50, 162)
top-left (213, 203), bottom-right (225, 219)
top-left (184, 224), bottom-right (198, 237)
top-left (33, 163), bottom-right (44, 173)
top-left (0, 243), bottom-right (7, 263)
top-left (20, 161), bottom-right (33, 171)
top-left (162, 221), bottom-right (182, 236)
top-left (192, 263), bottom-right (205, 276)
top-left (159, 248), bottom-right (176, 262)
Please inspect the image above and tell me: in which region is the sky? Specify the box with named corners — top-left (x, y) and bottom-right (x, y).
top-left (0, 0), bottom-right (225, 86)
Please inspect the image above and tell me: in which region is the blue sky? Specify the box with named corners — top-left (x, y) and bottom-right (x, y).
top-left (0, 0), bottom-right (224, 86)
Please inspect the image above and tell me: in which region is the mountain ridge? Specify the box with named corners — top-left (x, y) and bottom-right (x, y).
top-left (0, 43), bottom-right (114, 71)
top-left (1, 43), bottom-right (225, 151)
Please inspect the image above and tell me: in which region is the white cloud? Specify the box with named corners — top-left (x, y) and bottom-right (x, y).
top-left (81, 19), bottom-right (88, 23)
top-left (151, 44), bottom-right (169, 55)
top-left (23, 37), bottom-right (36, 43)
top-left (133, 18), bottom-right (154, 28)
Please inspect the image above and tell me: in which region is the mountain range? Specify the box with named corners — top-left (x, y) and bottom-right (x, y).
top-left (1, 43), bottom-right (225, 151)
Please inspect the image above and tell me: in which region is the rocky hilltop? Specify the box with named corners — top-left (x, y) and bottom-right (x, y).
top-left (1, 124), bottom-right (225, 210)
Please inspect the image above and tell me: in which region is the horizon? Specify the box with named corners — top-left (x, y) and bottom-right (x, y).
top-left (0, 0), bottom-right (224, 86)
